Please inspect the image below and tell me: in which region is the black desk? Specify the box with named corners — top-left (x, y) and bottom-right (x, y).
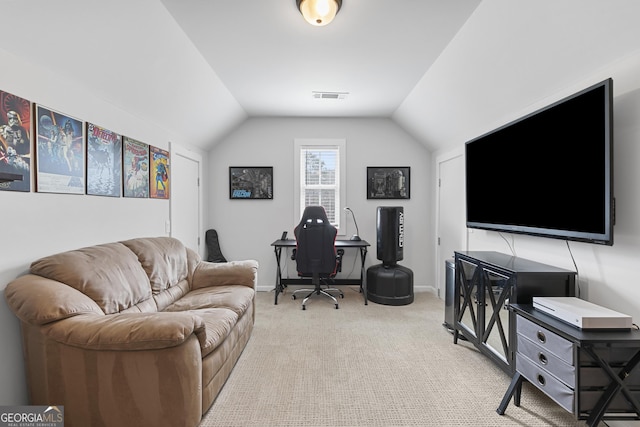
top-left (271, 239), bottom-right (370, 305)
top-left (498, 304), bottom-right (640, 426)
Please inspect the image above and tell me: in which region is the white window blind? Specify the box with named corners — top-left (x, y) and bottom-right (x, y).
top-left (300, 147), bottom-right (339, 225)
top-left (294, 139), bottom-right (346, 232)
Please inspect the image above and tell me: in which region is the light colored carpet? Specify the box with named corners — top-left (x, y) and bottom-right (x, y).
top-left (199, 288), bottom-right (592, 426)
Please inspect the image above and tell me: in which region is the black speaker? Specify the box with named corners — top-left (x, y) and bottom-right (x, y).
top-left (376, 206), bottom-right (404, 265)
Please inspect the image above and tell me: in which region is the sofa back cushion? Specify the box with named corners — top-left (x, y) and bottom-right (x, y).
top-left (120, 237), bottom-right (190, 310)
top-left (30, 242), bottom-right (152, 315)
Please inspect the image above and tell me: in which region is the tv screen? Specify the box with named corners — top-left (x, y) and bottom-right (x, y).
top-left (465, 78), bottom-right (613, 245)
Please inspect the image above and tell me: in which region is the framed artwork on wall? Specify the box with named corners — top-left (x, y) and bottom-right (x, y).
top-left (229, 166), bottom-right (273, 199)
top-left (123, 136), bottom-right (149, 198)
top-left (0, 89), bottom-right (32, 192)
top-left (150, 145), bottom-right (170, 199)
top-left (86, 122), bottom-right (122, 197)
top-left (34, 105), bottom-right (85, 194)
top-left (367, 167), bottom-right (410, 199)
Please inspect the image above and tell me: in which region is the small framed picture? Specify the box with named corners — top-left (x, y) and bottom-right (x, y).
top-left (367, 167), bottom-right (410, 199)
top-left (123, 136), bottom-right (149, 198)
top-left (0, 90), bottom-right (32, 192)
top-left (34, 105), bottom-right (85, 194)
top-left (86, 122), bottom-right (122, 197)
top-left (150, 145), bottom-right (170, 199)
top-left (229, 167), bottom-right (273, 199)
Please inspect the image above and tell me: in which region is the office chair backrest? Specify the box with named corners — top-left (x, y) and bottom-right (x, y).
top-left (294, 206), bottom-right (338, 277)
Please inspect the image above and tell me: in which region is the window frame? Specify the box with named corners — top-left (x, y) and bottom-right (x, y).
top-left (294, 138), bottom-right (346, 236)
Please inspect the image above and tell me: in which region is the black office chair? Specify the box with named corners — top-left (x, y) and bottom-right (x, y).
top-left (291, 206), bottom-right (344, 310)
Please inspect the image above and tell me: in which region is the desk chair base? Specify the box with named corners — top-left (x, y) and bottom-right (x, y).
top-left (292, 283), bottom-right (344, 310)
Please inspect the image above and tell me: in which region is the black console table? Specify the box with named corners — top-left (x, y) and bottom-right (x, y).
top-left (271, 239), bottom-right (370, 305)
top-left (453, 251), bottom-right (576, 374)
top-left (498, 304), bottom-right (640, 426)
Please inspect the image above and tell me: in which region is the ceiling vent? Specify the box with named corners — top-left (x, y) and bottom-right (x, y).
top-left (312, 91), bottom-right (348, 100)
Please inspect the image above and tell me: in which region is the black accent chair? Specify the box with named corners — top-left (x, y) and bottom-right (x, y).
top-left (292, 206), bottom-right (344, 310)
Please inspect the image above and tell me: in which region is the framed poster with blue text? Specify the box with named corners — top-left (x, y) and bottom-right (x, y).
top-left (35, 105), bottom-right (85, 194)
top-left (0, 89), bottom-right (32, 192)
top-left (229, 167), bottom-right (273, 199)
top-left (86, 122), bottom-right (122, 197)
top-left (123, 136), bottom-right (149, 198)
top-left (150, 146), bottom-right (169, 199)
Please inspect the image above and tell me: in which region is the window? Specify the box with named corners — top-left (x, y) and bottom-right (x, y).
top-left (294, 139), bottom-right (346, 233)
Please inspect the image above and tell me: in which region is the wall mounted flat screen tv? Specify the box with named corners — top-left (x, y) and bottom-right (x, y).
top-left (465, 78), bottom-right (614, 245)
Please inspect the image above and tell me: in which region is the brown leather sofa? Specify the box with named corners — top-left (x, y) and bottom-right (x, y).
top-left (4, 237), bottom-right (258, 427)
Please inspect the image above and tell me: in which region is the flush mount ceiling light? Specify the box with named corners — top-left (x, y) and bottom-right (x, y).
top-left (297, 0), bottom-right (342, 27)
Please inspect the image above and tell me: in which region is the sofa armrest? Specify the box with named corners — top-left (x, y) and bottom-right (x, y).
top-left (5, 274), bottom-right (104, 325)
top-left (41, 311), bottom-right (206, 351)
top-left (191, 259), bottom-right (258, 290)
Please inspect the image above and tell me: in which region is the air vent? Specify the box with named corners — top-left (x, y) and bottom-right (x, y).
top-left (312, 91), bottom-right (348, 100)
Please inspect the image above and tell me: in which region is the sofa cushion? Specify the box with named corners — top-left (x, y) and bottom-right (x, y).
top-left (30, 242), bottom-right (152, 315)
top-left (120, 237), bottom-right (189, 295)
top-left (190, 308), bottom-right (239, 358)
top-left (153, 279), bottom-right (190, 312)
top-left (164, 286), bottom-right (255, 317)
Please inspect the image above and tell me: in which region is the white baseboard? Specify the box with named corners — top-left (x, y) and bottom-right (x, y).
top-left (256, 284), bottom-right (437, 294)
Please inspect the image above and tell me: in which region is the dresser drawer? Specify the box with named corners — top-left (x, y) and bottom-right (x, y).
top-left (517, 334), bottom-right (575, 387)
top-left (516, 353), bottom-right (574, 413)
top-left (517, 315), bottom-right (574, 364)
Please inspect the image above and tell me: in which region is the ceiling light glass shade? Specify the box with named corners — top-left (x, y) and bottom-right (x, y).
top-left (297, 0), bottom-right (342, 26)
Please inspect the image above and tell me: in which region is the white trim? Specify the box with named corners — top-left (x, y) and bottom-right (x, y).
top-left (293, 138), bottom-right (346, 236)
top-left (170, 141), bottom-right (204, 257)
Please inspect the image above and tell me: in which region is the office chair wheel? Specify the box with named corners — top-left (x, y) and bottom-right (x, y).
top-left (335, 304), bottom-right (339, 309)
top-left (292, 295), bottom-right (297, 300)
top-left (302, 304), bottom-right (306, 310)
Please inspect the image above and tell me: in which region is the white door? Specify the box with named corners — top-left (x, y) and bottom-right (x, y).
top-left (436, 154), bottom-right (466, 298)
top-left (170, 142), bottom-right (202, 255)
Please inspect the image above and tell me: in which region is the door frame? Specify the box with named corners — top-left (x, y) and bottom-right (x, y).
top-left (435, 147), bottom-right (467, 299)
top-left (170, 141), bottom-right (204, 257)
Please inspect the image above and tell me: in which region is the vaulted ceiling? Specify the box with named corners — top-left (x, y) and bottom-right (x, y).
top-left (3, 1), bottom-right (640, 153)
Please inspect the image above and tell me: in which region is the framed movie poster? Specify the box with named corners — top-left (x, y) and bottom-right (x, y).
top-left (123, 136), bottom-right (149, 198)
top-left (86, 122), bottom-right (122, 197)
top-left (229, 167), bottom-right (273, 199)
top-left (367, 167), bottom-right (410, 199)
top-left (150, 146), bottom-right (170, 199)
top-left (35, 105), bottom-right (85, 194)
top-left (0, 89), bottom-right (32, 192)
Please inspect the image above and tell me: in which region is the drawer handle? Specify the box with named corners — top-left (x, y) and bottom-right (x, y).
top-left (538, 352), bottom-right (548, 365)
top-left (537, 374), bottom-right (546, 387)
top-left (536, 331), bottom-right (546, 344)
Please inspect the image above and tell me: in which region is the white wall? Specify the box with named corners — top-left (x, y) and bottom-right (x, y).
top-left (432, 51), bottom-right (640, 322)
top-left (0, 48), bottom-right (208, 404)
top-left (207, 117), bottom-right (433, 292)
